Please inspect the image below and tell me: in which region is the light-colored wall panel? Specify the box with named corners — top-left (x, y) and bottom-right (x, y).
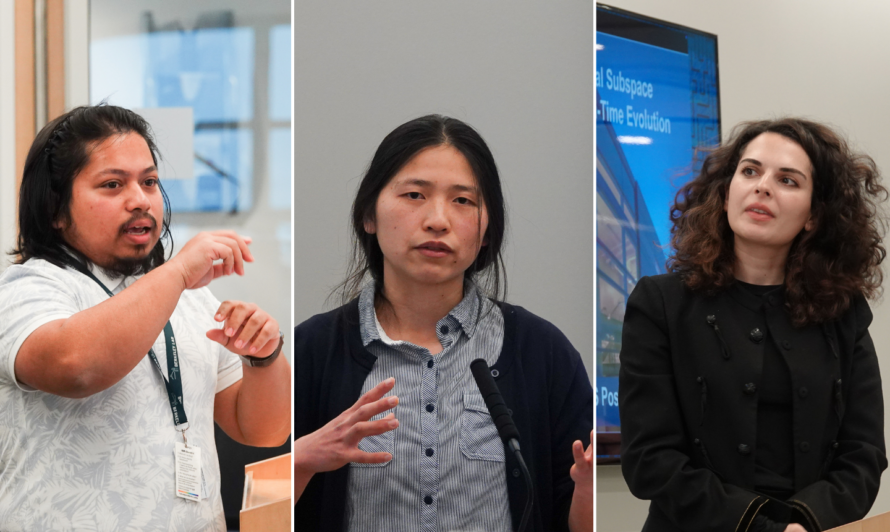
top-left (294, 1), bottom-right (594, 380)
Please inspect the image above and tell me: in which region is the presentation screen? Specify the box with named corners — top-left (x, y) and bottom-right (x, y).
top-left (596, 4), bottom-right (720, 461)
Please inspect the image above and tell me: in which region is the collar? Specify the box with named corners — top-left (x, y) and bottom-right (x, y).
top-left (85, 262), bottom-right (141, 295)
top-left (358, 280), bottom-right (482, 346)
top-left (728, 279), bottom-right (785, 312)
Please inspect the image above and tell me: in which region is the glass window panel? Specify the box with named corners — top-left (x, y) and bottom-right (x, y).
top-left (598, 277), bottom-right (626, 322)
top-left (268, 127), bottom-right (291, 210)
top-left (597, 245), bottom-right (623, 288)
top-left (625, 231), bottom-right (638, 277)
top-left (163, 128), bottom-right (253, 212)
top-left (91, 28), bottom-right (255, 123)
top-left (597, 194), bottom-right (623, 262)
top-left (269, 24), bottom-right (291, 121)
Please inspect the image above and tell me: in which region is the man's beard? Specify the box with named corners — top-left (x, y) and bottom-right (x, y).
top-left (100, 248), bottom-right (157, 279)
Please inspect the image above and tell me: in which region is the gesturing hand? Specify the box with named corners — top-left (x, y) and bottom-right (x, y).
top-left (570, 430), bottom-right (593, 494)
top-left (294, 378), bottom-right (400, 475)
top-left (169, 231), bottom-right (254, 290)
top-left (568, 430), bottom-right (594, 532)
top-left (206, 301), bottom-right (280, 357)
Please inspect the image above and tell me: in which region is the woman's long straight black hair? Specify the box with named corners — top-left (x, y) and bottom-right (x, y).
top-left (337, 114), bottom-right (507, 305)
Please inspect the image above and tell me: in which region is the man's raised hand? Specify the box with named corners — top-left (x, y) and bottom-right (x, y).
top-left (168, 231), bottom-right (254, 290)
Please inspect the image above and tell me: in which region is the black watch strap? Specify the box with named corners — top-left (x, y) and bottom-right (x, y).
top-left (239, 332), bottom-right (284, 367)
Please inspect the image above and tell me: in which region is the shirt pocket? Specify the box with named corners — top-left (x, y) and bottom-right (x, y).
top-left (352, 411), bottom-right (396, 468)
top-left (460, 391), bottom-right (506, 462)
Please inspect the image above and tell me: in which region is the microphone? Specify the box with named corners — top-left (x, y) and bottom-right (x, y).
top-left (470, 358), bottom-right (533, 532)
top-left (470, 358), bottom-right (520, 444)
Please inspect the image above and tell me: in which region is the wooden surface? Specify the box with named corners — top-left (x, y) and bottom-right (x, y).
top-left (45, 0), bottom-right (65, 121)
top-left (240, 453), bottom-right (291, 532)
top-left (14, 0), bottom-right (34, 193)
top-left (826, 511), bottom-right (890, 532)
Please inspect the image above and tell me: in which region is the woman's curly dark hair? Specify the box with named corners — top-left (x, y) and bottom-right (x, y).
top-left (668, 118), bottom-right (887, 326)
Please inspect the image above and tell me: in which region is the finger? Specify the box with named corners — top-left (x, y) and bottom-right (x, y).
top-left (348, 450), bottom-right (392, 465)
top-left (211, 241), bottom-right (235, 276)
top-left (351, 394), bottom-right (399, 425)
top-left (350, 413), bottom-right (399, 441)
top-left (234, 309), bottom-right (268, 350)
top-left (572, 440), bottom-right (589, 470)
top-left (214, 301), bottom-right (235, 322)
top-left (246, 320), bottom-right (279, 356)
top-left (214, 231), bottom-right (251, 267)
top-left (210, 263), bottom-right (226, 283)
top-left (351, 378), bottom-right (396, 410)
top-left (225, 302), bottom-right (256, 340)
top-left (205, 328), bottom-right (230, 346)
top-left (239, 235), bottom-right (254, 262)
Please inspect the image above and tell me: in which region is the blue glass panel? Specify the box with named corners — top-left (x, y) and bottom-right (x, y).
top-left (268, 127), bottom-right (291, 210)
top-left (162, 128), bottom-right (254, 212)
top-left (269, 25), bottom-right (291, 121)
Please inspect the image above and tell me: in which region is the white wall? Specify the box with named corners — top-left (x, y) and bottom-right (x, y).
top-left (294, 1), bottom-right (594, 379)
top-left (597, 1), bottom-right (890, 530)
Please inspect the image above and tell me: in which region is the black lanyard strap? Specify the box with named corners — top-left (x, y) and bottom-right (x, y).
top-left (81, 268), bottom-right (189, 430)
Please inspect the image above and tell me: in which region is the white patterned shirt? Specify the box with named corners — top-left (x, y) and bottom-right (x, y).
top-left (0, 259), bottom-right (242, 532)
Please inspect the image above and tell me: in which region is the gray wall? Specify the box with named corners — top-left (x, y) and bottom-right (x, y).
top-left (597, 1), bottom-right (890, 530)
top-left (294, 1), bottom-right (594, 380)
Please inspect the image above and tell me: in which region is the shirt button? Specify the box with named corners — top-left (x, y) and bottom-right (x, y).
top-left (491, 369), bottom-right (499, 378)
top-left (424, 495), bottom-right (433, 505)
top-left (799, 441), bottom-right (810, 453)
top-left (782, 340), bottom-right (792, 350)
top-left (749, 328), bottom-right (763, 343)
top-left (744, 383), bottom-right (756, 395)
top-left (427, 360), bottom-right (434, 369)
top-left (425, 448), bottom-right (434, 457)
top-left (768, 295), bottom-right (778, 306)
top-left (737, 444), bottom-right (751, 455)
top-left (798, 387), bottom-right (809, 398)
top-left (426, 404), bottom-right (434, 413)
top-left (440, 325), bottom-right (449, 335)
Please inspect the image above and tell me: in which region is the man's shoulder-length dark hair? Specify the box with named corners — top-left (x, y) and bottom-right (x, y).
top-left (12, 104), bottom-right (172, 274)
top-left (668, 117), bottom-right (887, 326)
top-left (337, 114), bottom-right (507, 304)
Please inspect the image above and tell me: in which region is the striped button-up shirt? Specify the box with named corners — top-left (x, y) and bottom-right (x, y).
top-left (345, 282), bottom-right (512, 532)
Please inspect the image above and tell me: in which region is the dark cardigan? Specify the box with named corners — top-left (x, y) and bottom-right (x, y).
top-left (619, 274), bottom-right (886, 532)
top-left (295, 300), bottom-right (593, 531)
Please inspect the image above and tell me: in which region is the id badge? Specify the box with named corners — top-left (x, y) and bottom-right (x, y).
top-left (174, 442), bottom-right (203, 502)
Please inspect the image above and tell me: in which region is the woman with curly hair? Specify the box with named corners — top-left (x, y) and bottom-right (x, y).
top-left (619, 118), bottom-right (887, 532)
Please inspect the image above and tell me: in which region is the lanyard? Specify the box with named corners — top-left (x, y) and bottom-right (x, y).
top-left (81, 269), bottom-right (189, 435)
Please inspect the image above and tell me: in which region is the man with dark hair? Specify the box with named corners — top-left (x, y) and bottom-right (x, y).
top-left (0, 105), bottom-right (291, 530)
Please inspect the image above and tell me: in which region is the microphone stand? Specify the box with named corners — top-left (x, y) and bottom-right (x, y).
top-left (470, 359), bottom-right (534, 532)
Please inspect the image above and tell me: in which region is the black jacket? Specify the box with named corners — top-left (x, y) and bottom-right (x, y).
top-left (295, 300), bottom-right (593, 531)
top-left (619, 274), bottom-right (886, 532)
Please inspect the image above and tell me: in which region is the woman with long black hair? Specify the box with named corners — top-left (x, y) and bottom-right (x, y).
top-left (294, 115), bottom-right (593, 531)
top-left (620, 118), bottom-right (888, 531)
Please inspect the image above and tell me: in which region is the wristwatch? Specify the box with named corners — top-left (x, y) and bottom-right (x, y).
top-left (239, 332), bottom-right (284, 367)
